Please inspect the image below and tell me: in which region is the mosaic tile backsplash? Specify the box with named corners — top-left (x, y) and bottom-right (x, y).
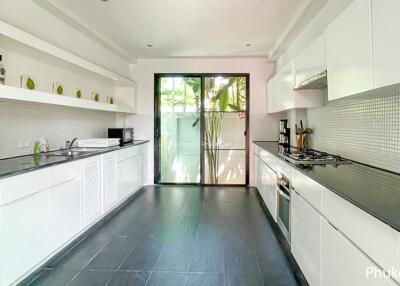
top-left (306, 85), bottom-right (400, 174)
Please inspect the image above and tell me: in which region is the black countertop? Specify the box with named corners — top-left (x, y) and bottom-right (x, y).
top-left (254, 141), bottom-right (400, 232)
top-left (0, 140), bottom-right (149, 180)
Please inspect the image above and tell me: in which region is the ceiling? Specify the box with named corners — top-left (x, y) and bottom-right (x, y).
top-left (55, 0), bottom-right (310, 59)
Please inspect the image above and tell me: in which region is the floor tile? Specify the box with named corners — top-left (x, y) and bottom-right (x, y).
top-left (185, 273), bottom-right (224, 286)
top-left (107, 271), bottom-right (150, 286)
top-left (225, 272), bottom-right (263, 286)
top-left (119, 244), bottom-right (162, 271)
top-left (146, 272), bottom-right (186, 286)
top-left (22, 186), bottom-right (299, 286)
top-left (68, 270), bottom-right (114, 286)
top-left (28, 268), bottom-right (78, 286)
top-left (85, 236), bottom-right (135, 270)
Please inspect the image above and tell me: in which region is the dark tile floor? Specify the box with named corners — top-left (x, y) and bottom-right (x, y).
top-left (24, 186), bottom-right (299, 286)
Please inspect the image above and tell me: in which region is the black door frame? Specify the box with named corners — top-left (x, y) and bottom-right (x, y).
top-left (154, 73), bottom-right (250, 186)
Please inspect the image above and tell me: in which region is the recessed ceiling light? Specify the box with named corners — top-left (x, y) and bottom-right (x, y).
top-left (245, 44), bottom-right (252, 47)
top-left (146, 44), bottom-right (153, 48)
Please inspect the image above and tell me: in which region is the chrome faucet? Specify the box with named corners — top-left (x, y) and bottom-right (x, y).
top-left (66, 137), bottom-right (78, 150)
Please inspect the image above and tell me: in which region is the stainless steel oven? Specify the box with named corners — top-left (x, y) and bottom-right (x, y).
top-left (276, 172), bottom-right (291, 243)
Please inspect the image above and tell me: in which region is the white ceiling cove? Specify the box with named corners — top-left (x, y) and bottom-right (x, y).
top-left (51, 0), bottom-right (312, 58)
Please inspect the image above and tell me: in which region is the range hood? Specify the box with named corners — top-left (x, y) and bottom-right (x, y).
top-left (293, 70), bottom-right (327, 90)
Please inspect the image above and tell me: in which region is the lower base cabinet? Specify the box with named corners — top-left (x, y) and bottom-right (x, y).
top-left (50, 178), bottom-right (81, 250)
top-left (255, 155), bottom-right (277, 221)
top-left (291, 191), bottom-right (321, 286)
top-left (82, 156), bottom-right (102, 227)
top-left (320, 217), bottom-right (397, 286)
top-left (0, 190), bottom-right (52, 286)
top-left (0, 143), bottom-right (148, 286)
top-left (117, 154), bottom-right (142, 201)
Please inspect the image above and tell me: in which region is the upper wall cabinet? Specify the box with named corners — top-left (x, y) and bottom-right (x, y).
top-left (267, 61), bottom-right (324, 114)
top-left (326, 0), bottom-right (374, 101)
top-left (372, 0), bottom-right (400, 88)
top-left (293, 33), bottom-right (326, 89)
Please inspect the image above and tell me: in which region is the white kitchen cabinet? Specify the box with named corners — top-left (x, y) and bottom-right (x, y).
top-left (321, 217), bottom-right (397, 286)
top-left (291, 168), bottom-right (323, 212)
top-left (256, 156), bottom-right (277, 221)
top-left (291, 191), bottom-right (321, 286)
top-left (275, 61), bottom-right (296, 112)
top-left (102, 152), bottom-right (118, 212)
top-left (50, 178), bottom-right (81, 250)
top-left (372, 0), bottom-right (400, 88)
top-left (132, 154), bottom-right (142, 192)
top-left (0, 190), bottom-right (52, 286)
top-left (326, 0), bottom-right (373, 100)
top-left (117, 154), bottom-right (142, 201)
top-left (266, 75), bottom-right (278, 113)
top-left (267, 61), bottom-right (323, 113)
top-left (82, 156), bottom-right (102, 227)
top-left (321, 188), bottom-right (399, 278)
top-left (294, 33), bottom-right (326, 88)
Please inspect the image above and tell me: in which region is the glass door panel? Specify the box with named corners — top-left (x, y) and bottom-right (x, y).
top-left (159, 77), bottom-right (201, 183)
top-left (203, 76), bottom-right (247, 185)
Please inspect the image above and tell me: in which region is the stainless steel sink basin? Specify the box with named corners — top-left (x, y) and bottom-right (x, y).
top-left (47, 150), bottom-right (89, 157)
top-left (73, 147), bottom-right (105, 152)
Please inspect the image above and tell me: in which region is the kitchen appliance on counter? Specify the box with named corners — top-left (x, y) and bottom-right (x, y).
top-left (279, 149), bottom-right (351, 165)
top-left (277, 172), bottom-right (291, 243)
top-left (77, 138), bottom-right (120, 148)
top-left (108, 128), bottom-right (134, 146)
top-left (278, 119), bottom-right (290, 153)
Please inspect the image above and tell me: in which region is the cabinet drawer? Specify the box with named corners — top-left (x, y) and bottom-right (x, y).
top-left (291, 168), bottom-right (324, 212)
top-left (321, 189), bottom-right (399, 275)
top-left (50, 161), bottom-right (81, 186)
top-left (292, 191), bottom-right (321, 286)
top-left (321, 217), bottom-right (397, 286)
top-left (0, 168), bottom-right (51, 206)
top-left (255, 146), bottom-right (291, 176)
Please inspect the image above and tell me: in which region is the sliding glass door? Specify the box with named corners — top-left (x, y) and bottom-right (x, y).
top-left (155, 74), bottom-right (249, 185)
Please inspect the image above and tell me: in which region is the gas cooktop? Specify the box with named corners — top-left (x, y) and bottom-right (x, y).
top-left (279, 150), bottom-right (352, 165)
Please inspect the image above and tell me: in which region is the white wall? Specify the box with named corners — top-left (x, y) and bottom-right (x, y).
top-left (126, 57), bottom-right (280, 185)
top-left (0, 101), bottom-right (116, 158)
top-left (0, 0), bottom-right (134, 158)
top-left (0, 0), bottom-right (131, 77)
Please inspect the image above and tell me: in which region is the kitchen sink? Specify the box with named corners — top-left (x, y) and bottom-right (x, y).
top-left (44, 147), bottom-right (106, 157)
top-left (46, 150), bottom-right (89, 157)
top-left (72, 147), bottom-right (105, 152)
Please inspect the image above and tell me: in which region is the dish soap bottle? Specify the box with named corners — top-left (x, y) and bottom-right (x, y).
top-left (0, 54), bottom-right (5, 85)
top-left (41, 138), bottom-right (50, 153)
top-left (33, 141), bottom-right (41, 155)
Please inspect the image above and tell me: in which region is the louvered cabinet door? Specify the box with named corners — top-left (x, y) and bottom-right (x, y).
top-left (103, 152), bottom-right (117, 212)
top-left (82, 157), bottom-right (101, 227)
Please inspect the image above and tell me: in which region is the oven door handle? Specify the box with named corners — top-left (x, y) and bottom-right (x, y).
top-left (278, 189), bottom-right (291, 200)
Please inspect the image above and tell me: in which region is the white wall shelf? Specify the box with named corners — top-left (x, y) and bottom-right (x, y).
top-left (0, 20), bottom-right (135, 87)
top-left (0, 85), bottom-right (135, 114)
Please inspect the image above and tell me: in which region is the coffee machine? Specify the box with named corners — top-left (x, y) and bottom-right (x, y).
top-left (278, 119), bottom-right (290, 152)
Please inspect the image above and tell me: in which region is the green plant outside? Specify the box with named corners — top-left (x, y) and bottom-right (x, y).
top-left (161, 76), bottom-right (246, 184)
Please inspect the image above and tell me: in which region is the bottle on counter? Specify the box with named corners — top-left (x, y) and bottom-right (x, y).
top-left (0, 54), bottom-right (5, 85)
top-left (40, 138), bottom-right (50, 153)
top-left (33, 141), bottom-right (41, 155)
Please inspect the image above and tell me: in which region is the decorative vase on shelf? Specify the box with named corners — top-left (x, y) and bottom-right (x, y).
top-left (75, 88), bottom-right (82, 99)
top-left (53, 83), bottom-right (64, 95)
top-left (107, 96), bottom-right (114, 105)
top-left (91, 92), bottom-right (100, 102)
top-left (21, 75), bottom-right (36, 90)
